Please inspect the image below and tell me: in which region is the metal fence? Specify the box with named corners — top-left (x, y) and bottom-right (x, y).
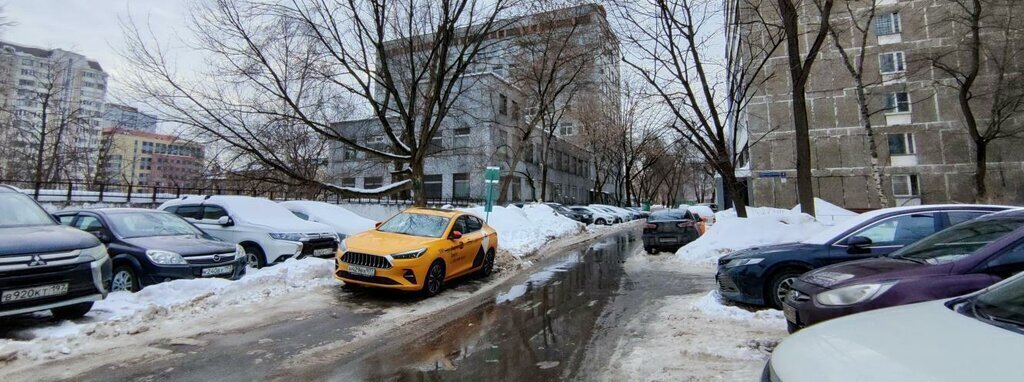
top-left (0, 179), bottom-right (487, 208)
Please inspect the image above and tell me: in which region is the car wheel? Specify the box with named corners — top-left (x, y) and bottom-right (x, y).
top-left (243, 244), bottom-right (267, 269)
top-left (767, 269), bottom-right (803, 309)
top-left (110, 264), bottom-right (140, 293)
top-left (478, 249), bottom-right (496, 278)
top-left (51, 302), bottom-right (94, 320)
top-left (421, 261), bottom-right (446, 297)
top-left (595, 218), bottom-right (606, 225)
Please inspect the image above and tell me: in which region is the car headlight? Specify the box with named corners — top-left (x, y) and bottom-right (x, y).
top-left (392, 248), bottom-right (427, 260)
top-left (339, 239), bottom-right (347, 253)
top-left (234, 244), bottom-right (246, 260)
top-left (146, 250), bottom-right (187, 265)
top-left (78, 244), bottom-right (108, 262)
top-left (815, 281), bottom-right (897, 306)
top-left (724, 258), bottom-right (764, 268)
top-left (269, 232), bottom-right (305, 241)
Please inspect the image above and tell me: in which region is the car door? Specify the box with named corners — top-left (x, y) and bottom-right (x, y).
top-left (72, 213), bottom-right (114, 244)
top-left (445, 216), bottom-right (472, 276)
top-left (195, 205), bottom-right (235, 242)
top-left (828, 212), bottom-right (939, 264)
top-left (463, 216), bottom-right (487, 270)
top-left (55, 213), bottom-right (78, 226)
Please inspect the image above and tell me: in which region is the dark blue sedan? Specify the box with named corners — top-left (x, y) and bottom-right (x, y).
top-left (716, 204), bottom-right (1012, 309)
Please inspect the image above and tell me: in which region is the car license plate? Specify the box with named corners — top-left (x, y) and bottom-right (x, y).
top-left (2, 283), bottom-right (69, 304)
top-left (313, 248), bottom-right (335, 257)
top-left (783, 303), bottom-right (798, 324)
top-left (348, 264), bottom-right (375, 277)
top-left (658, 237), bottom-right (676, 243)
top-left (202, 265), bottom-right (234, 277)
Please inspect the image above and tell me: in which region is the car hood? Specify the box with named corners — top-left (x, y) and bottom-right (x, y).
top-left (243, 218), bottom-right (334, 233)
top-left (121, 235), bottom-right (236, 256)
top-left (771, 300), bottom-right (1024, 382)
top-left (721, 242), bottom-right (817, 261)
top-left (0, 225), bottom-right (101, 255)
top-left (802, 257), bottom-right (950, 288)
top-left (345, 231), bottom-right (439, 256)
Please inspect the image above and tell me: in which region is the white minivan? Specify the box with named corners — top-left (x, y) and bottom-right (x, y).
top-left (159, 196), bottom-right (338, 268)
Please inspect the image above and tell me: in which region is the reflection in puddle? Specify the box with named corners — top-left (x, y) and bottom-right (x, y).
top-left (337, 232), bottom-right (637, 381)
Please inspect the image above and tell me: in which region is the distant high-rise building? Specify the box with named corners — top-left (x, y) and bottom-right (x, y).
top-left (0, 41), bottom-right (109, 181)
top-left (102, 103), bottom-right (157, 133)
top-left (98, 128), bottom-right (204, 188)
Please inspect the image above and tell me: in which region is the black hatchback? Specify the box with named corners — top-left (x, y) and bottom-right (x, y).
top-left (56, 208), bottom-right (246, 292)
top-left (642, 209), bottom-right (701, 254)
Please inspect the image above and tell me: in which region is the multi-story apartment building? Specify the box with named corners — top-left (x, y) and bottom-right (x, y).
top-left (726, 0), bottom-right (1024, 209)
top-left (0, 41), bottom-right (108, 181)
top-left (328, 4), bottom-right (620, 203)
top-left (99, 128), bottom-right (204, 189)
top-left (102, 103), bottom-right (157, 133)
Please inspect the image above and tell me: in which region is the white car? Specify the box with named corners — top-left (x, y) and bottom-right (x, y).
top-left (159, 196), bottom-right (338, 268)
top-left (280, 200), bottom-right (376, 240)
top-left (765, 273), bottom-right (1024, 382)
top-left (570, 205), bottom-right (618, 225)
top-left (592, 204), bottom-right (633, 221)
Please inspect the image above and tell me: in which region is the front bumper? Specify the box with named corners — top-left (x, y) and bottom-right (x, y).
top-left (784, 279), bottom-right (875, 329)
top-left (0, 256), bottom-right (111, 317)
top-left (716, 265), bottom-right (768, 306)
top-left (334, 254), bottom-right (430, 292)
top-left (141, 256), bottom-right (247, 286)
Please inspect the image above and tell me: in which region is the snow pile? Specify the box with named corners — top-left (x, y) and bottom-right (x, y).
top-left (676, 207), bottom-right (826, 265)
top-left (0, 258), bottom-right (335, 361)
top-left (462, 204), bottom-right (584, 257)
top-left (691, 290), bottom-right (785, 323)
top-left (791, 197), bottom-right (858, 224)
top-left (280, 200), bottom-right (376, 235)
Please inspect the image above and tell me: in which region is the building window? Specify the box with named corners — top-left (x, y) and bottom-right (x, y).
top-left (878, 52), bottom-right (906, 74)
top-left (885, 92), bottom-right (910, 113)
top-left (875, 12), bottom-right (901, 36)
top-left (366, 135), bottom-right (387, 151)
top-left (558, 122), bottom-right (576, 136)
top-left (499, 94), bottom-right (508, 115)
top-left (363, 176), bottom-right (383, 190)
top-left (428, 135), bottom-right (444, 154)
top-left (424, 174), bottom-right (443, 199)
top-left (892, 174), bottom-right (920, 197)
top-left (453, 173), bottom-right (470, 199)
top-left (888, 133), bottom-right (916, 155)
top-left (341, 177), bottom-right (356, 188)
top-left (454, 127), bottom-right (471, 137)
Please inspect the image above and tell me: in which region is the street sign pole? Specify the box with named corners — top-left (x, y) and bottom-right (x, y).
top-left (484, 166), bottom-right (500, 223)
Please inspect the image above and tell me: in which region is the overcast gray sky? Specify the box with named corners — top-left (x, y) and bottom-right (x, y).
top-left (3, 0), bottom-right (189, 99)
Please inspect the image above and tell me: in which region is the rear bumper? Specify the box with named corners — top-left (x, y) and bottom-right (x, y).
top-left (642, 232), bottom-right (698, 250)
top-left (0, 256), bottom-right (111, 317)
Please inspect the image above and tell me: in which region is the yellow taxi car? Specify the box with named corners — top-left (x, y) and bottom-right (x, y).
top-left (335, 207), bottom-right (498, 296)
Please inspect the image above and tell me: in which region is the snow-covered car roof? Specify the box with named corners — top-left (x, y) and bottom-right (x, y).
top-left (160, 195), bottom-right (332, 231)
top-left (279, 200), bottom-right (376, 235)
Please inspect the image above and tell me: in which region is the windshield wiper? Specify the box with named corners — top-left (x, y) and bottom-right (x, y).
top-left (971, 301), bottom-right (1024, 334)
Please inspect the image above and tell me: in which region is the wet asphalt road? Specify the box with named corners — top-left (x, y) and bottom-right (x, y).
top-left (74, 227), bottom-right (709, 381)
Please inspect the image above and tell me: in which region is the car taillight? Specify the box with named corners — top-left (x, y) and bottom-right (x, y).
top-left (644, 223), bottom-right (657, 231)
top-left (677, 221), bottom-right (695, 228)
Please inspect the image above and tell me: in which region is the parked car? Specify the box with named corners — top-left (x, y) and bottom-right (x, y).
top-left (717, 204), bottom-right (1011, 309)
top-left (687, 205), bottom-right (716, 235)
top-left (0, 185), bottom-right (111, 319)
top-left (159, 195), bottom-right (339, 269)
top-left (642, 209), bottom-right (701, 254)
top-left (280, 200), bottom-right (376, 241)
top-left (571, 206), bottom-right (618, 225)
top-left (785, 210), bottom-right (1024, 332)
top-left (765, 272), bottom-right (1024, 382)
top-left (335, 207), bottom-right (498, 297)
top-left (54, 208), bottom-right (246, 292)
top-left (625, 207), bottom-right (651, 219)
top-left (545, 202), bottom-right (592, 224)
top-left (696, 202), bottom-right (718, 212)
top-left (592, 204), bottom-right (634, 221)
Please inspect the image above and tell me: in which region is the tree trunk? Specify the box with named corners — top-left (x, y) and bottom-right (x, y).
top-left (853, 81), bottom-right (889, 208)
top-left (411, 159), bottom-right (426, 207)
top-left (975, 140), bottom-right (988, 202)
top-left (720, 163), bottom-right (748, 218)
top-left (791, 84), bottom-right (816, 216)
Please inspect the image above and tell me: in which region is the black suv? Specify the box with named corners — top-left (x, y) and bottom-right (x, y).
top-left (0, 185), bottom-right (112, 319)
top-left (55, 208), bottom-right (245, 292)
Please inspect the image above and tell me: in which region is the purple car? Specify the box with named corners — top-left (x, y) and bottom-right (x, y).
top-left (784, 209), bottom-right (1024, 333)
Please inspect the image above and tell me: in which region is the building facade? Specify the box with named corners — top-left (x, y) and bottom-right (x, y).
top-left (99, 128), bottom-right (204, 189)
top-left (0, 41), bottom-right (109, 181)
top-left (102, 103), bottom-right (157, 133)
top-left (727, 0), bottom-right (1024, 210)
top-left (328, 4), bottom-right (620, 204)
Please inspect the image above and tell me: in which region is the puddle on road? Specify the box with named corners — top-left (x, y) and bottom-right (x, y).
top-left (335, 231), bottom-right (638, 381)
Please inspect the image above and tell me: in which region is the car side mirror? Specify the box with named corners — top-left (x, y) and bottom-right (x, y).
top-left (91, 230), bottom-right (111, 243)
top-left (375, 221), bottom-right (383, 228)
top-left (216, 216), bottom-right (234, 226)
top-left (846, 236), bottom-right (873, 249)
top-left (450, 231), bottom-right (463, 240)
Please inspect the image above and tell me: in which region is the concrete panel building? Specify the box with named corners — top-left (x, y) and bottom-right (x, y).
top-left (102, 103), bottom-right (157, 133)
top-left (98, 128), bottom-right (204, 189)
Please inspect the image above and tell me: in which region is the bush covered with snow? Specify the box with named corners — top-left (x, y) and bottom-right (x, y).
top-left (461, 204), bottom-right (584, 257)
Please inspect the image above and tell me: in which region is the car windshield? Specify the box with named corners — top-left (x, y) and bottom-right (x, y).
top-left (108, 212), bottom-right (205, 238)
top-left (971, 274), bottom-right (1024, 329)
top-left (0, 193), bottom-right (54, 228)
top-left (377, 212), bottom-right (451, 238)
top-left (889, 217), bottom-right (1024, 264)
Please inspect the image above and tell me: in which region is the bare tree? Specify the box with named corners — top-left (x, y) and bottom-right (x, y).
top-left (120, 0), bottom-right (516, 205)
top-left (927, 0), bottom-right (1024, 202)
top-left (611, 0), bottom-right (785, 217)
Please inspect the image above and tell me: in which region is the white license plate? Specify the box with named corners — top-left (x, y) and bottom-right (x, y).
top-left (348, 264), bottom-right (375, 277)
top-left (658, 237), bottom-right (676, 243)
top-left (313, 248), bottom-right (335, 257)
top-left (202, 265), bottom-right (234, 277)
top-left (783, 303), bottom-right (798, 324)
top-left (2, 283), bottom-right (69, 304)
